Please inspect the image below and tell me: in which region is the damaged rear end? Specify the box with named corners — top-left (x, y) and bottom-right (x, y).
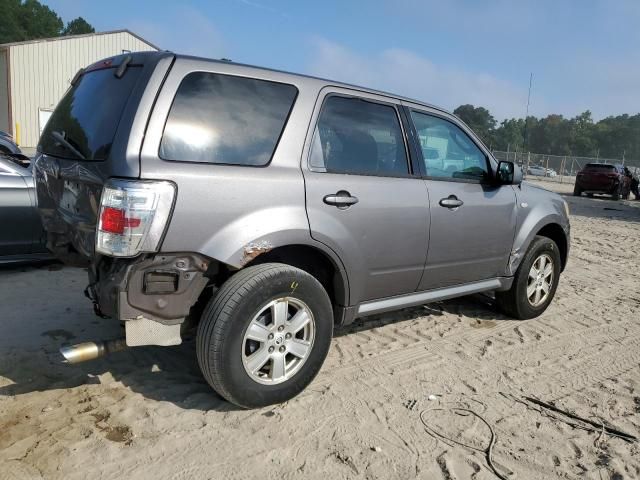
top-left (34, 51), bottom-right (211, 350)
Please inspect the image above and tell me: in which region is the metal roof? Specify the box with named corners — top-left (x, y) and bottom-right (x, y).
top-left (0, 29), bottom-right (159, 51)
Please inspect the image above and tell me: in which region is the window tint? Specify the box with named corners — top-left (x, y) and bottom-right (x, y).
top-left (39, 67), bottom-right (143, 160)
top-left (410, 111), bottom-right (488, 181)
top-left (160, 73), bottom-right (297, 166)
top-left (309, 96), bottom-right (409, 176)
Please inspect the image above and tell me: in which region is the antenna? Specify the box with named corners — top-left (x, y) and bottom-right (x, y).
top-left (522, 72), bottom-right (533, 152)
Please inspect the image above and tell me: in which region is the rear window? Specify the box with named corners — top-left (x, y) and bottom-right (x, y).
top-left (584, 164), bottom-right (615, 171)
top-left (159, 72), bottom-right (298, 166)
top-left (39, 67), bottom-right (142, 160)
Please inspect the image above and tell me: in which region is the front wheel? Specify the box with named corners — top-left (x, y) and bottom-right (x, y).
top-left (197, 263), bottom-right (333, 408)
top-left (496, 236), bottom-right (561, 319)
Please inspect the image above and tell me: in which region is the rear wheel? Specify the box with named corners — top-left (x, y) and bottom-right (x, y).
top-left (612, 187), bottom-right (620, 201)
top-left (573, 185), bottom-right (582, 197)
top-left (196, 263), bottom-right (333, 408)
top-left (496, 236), bottom-right (561, 319)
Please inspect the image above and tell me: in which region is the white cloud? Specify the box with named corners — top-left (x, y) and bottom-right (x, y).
top-left (125, 5), bottom-right (225, 59)
top-left (307, 37), bottom-right (530, 121)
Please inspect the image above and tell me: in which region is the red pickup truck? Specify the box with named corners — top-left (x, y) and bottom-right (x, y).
top-left (574, 163), bottom-right (631, 200)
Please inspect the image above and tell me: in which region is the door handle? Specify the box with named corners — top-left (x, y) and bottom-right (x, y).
top-left (439, 195), bottom-right (464, 209)
top-left (323, 190), bottom-right (359, 209)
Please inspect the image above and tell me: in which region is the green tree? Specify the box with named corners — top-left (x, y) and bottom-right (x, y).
top-left (453, 104), bottom-right (497, 146)
top-left (494, 118), bottom-right (525, 151)
top-left (63, 17), bottom-right (95, 36)
top-left (528, 114), bottom-right (571, 155)
top-left (568, 111), bottom-right (596, 156)
top-left (0, 0), bottom-right (94, 44)
top-left (0, 0), bottom-right (25, 43)
top-left (18, 0), bottom-right (63, 39)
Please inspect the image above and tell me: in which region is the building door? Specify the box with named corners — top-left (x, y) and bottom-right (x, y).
top-left (39, 109), bottom-right (53, 138)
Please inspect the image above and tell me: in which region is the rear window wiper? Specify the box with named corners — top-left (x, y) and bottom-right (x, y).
top-left (50, 131), bottom-right (85, 160)
top-left (115, 55), bottom-right (133, 79)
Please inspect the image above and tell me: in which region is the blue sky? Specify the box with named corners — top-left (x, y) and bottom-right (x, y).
top-left (44, 0), bottom-right (639, 121)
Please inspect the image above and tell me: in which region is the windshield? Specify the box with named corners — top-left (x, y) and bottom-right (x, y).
top-left (39, 66), bottom-right (142, 160)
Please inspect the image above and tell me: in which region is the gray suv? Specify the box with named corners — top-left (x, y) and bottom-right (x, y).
top-left (34, 52), bottom-right (570, 408)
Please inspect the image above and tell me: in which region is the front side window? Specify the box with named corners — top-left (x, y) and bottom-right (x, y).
top-left (410, 111), bottom-right (488, 181)
top-left (309, 96), bottom-right (409, 176)
top-left (160, 72), bottom-right (298, 166)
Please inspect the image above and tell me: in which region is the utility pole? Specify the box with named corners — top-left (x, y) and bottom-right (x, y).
top-left (522, 73), bottom-right (533, 152)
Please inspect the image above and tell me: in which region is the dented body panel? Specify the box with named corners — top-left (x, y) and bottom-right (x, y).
top-left (509, 182), bottom-right (571, 274)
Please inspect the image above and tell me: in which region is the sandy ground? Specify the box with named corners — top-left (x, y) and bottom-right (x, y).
top-left (1, 180), bottom-right (640, 480)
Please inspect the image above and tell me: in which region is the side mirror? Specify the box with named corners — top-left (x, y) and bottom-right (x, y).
top-left (496, 161), bottom-right (522, 185)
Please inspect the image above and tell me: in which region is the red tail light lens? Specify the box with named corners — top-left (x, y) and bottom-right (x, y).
top-left (100, 207), bottom-right (141, 234)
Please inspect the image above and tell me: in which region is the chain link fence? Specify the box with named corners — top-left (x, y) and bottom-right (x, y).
top-left (492, 151), bottom-right (640, 184)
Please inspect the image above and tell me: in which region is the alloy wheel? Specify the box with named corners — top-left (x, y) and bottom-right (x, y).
top-left (241, 297), bottom-right (315, 385)
top-left (527, 253), bottom-right (554, 307)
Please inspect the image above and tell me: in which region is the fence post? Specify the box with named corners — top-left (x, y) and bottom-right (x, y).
top-left (560, 156), bottom-right (565, 184)
top-left (545, 156), bottom-right (550, 180)
top-left (527, 152), bottom-right (531, 175)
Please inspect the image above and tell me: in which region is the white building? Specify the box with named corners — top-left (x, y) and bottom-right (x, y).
top-left (0, 30), bottom-right (158, 149)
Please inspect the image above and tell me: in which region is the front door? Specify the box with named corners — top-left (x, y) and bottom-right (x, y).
top-left (406, 108), bottom-right (517, 290)
top-left (303, 91), bottom-right (430, 305)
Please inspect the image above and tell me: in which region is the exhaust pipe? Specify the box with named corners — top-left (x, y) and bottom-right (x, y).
top-left (60, 338), bottom-right (128, 364)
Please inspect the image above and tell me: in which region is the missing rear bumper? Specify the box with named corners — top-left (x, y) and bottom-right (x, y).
top-left (88, 253), bottom-right (212, 346)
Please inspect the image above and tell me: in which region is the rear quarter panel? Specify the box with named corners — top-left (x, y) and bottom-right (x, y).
top-left (138, 58), bottom-right (346, 274)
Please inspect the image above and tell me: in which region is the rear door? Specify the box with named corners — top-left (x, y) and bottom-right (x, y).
top-left (302, 89), bottom-right (429, 305)
top-left (404, 106), bottom-right (517, 290)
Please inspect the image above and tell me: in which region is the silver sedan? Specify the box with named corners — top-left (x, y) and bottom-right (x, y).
top-left (0, 155), bottom-right (50, 263)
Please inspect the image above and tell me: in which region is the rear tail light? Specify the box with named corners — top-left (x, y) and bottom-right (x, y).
top-left (96, 179), bottom-right (176, 257)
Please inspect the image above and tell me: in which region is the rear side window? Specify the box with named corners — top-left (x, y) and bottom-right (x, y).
top-left (39, 67), bottom-right (142, 160)
top-left (309, 96), bottom-right (409, 176)
top-left (160, 72), bottom-right (297, 166)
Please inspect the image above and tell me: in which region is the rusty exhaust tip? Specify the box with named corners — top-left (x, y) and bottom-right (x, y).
top-left (60, 339), bottom-right (128, 364)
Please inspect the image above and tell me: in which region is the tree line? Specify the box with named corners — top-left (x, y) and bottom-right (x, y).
top-left (454, 104), bottom-right (640, 161)
top-left (0, 0), bottom-right (95, 44)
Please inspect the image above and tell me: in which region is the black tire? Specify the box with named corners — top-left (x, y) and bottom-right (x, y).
top-left (611, 184), bottom-right (622, 201)
top-left (495, 236), bottom-right (562, 320)
top-left (573, 185), bottom-right (582, 197)
top-left (197, 263), bottom-right (333, 408)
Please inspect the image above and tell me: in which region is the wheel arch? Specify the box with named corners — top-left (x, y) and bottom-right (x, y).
top-left (536, 223), bottom-right (568, 271)
top-left (509, 213), bottom-right (569, 276)
top-left (244, 243), bottom-right (349, 309)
